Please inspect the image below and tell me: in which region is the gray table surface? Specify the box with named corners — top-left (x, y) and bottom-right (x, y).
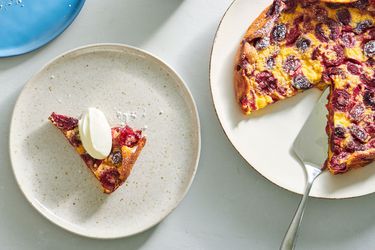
top-left (1, 0), bottom-right (375, 249)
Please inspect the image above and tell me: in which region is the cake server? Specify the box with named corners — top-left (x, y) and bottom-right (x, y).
top-left (280, 88), bottom-right (329, 250)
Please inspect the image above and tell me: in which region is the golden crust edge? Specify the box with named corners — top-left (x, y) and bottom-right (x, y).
top-left (234, 6), bottom-right (273, 115)
top-left (327, 149), bottom-right (375, 174)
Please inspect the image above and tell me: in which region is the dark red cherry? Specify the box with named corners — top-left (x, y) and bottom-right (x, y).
top-left (50, 113), bottom-right (78, 131)
top-left (313, 6), bottom-right (328, 22)
top-left (267, 0), bottom-right (283, 17)
top-left (364, 40), bottom-right (375, 57)
top-left (296, 37), bottom-right (311, 51)
top-left (351, 0), bottom-right (369, 10)
top-left (115, 126), bottom-right (142, 147)
top-left (99, 169), bottom-right (120, 191)
top-left (332, 90), bottom-right (350, 111)
top-left (361, 75), bottom-right (375, 88)
top-left (69, 134), bottom-right (81, 147)
top-left (326, 18), bottom-right (341, 40)
top-left (256, 71), bottom-right (278, 91)
top-left (322, 67), bottom-right (345, 82)
top-left (349, 104), bottom-right (365, 122)
top-left (283, 0), bottom-right (297, 13)
top-left (346, 140), bottom-right (365, 153)
top-left (331, 136), bottom-right (342, 153)
top-left (80, 154), bottom-right (93, 167)
top-left (350, 125), bottom-right (369, 143)
top-left (283, 56), bottom-right (301, 76)
top-left (340, 32), bottom-right (356, 48)
top-left (272, 24), bottom-right (287, 42)
top-left (363, 90), bottom-right (375, 109)
top-left (346, 62), bottom-right (361, 75)
top-left (252, 37), bottom-right (270, 50)
top-left (354, 20), bottom-right (373, 34)
top-left (110, 151), bottom-right (122, 165)
top-left (336, 9), bottom-right (351, 26)
top-left (286, 26), bottom-right (301, 46)
top-left (334, 127), bottom-right (346, 138)
top-left (292, 75), bottom-right (312, 90)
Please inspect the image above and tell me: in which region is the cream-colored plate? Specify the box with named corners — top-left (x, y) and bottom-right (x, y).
top-left (10, 44), bottom-right (200, 238)
top-left (210, 0), bottom-right (375, 199)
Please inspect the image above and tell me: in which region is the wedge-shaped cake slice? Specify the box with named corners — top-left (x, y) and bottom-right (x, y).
top-left (326, 61), bottom-right (375, 174)
top-left (49, 112), bottom-right (146, 193)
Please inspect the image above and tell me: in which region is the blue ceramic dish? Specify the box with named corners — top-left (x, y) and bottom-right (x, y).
top-left (0, 0), bottom-right (85, 57)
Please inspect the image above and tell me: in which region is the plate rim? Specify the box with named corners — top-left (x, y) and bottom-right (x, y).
top-left (209, 0), bottom-right (372, 200)
top-left (0, 0), bottom-right (86, 58)
top-left (9, 43), bottom-right (201, 238)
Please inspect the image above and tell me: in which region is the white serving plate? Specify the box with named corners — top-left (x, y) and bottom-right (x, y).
top-left (210, 0), bottom-right (375, 199)
top-left (10, 44), bottom-right (201, 238)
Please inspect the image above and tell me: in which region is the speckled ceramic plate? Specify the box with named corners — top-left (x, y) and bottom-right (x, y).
top-left (10, 44), bottom-right (200, 238)
top-left (210, 0), bottom-right (375, 199)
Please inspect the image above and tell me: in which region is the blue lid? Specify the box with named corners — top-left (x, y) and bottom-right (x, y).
top-left (0, 0), bottom-right (85, 57)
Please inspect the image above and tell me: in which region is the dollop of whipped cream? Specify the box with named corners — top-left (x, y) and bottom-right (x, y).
top-left (78, 108), bottom-right (112, 159)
